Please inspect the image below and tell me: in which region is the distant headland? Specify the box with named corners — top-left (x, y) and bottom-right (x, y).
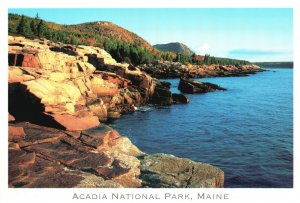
top-left (254, 62), bottom-right (293, 68)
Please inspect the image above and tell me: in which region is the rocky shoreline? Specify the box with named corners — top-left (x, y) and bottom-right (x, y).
top-left (7, 36), bottom-right (261, 188)
top-left (138, 60), bottom-right (264, 79)
top-left (8, 120), bottom-right (224, 188)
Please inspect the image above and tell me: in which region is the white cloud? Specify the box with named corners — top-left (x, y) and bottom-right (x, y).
top-left (194, 43), bottom-right (210, 55)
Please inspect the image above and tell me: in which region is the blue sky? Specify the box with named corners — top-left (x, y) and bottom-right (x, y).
top-left (9, 8), bottom-right (293, 62)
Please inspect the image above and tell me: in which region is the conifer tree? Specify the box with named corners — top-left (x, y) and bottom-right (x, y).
top-left (17, 15), bottom-right (30, 36)
top-left (37, 19), bottom-right (46, 37)
top-left (30, 20), bottom-right (37, 35)
top-left (30, 13), bottom-right (40, 35)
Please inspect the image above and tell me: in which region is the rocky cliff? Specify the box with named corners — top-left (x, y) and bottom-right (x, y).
top-left (8, 36), bottom-right (224, 188)
top-left (8, 36), bottom-right (186, 129)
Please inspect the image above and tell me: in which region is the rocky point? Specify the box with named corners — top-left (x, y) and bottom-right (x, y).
top-left (139, 60), bottom-right (263, 79)
top-left (178, 78), bottom-right (227, 94)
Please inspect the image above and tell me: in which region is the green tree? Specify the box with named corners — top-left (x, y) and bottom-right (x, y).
top-left (30, 19), bottom-right (37, 35)
top-left (70, 35), bottom-right (78, 45)
top-left (30, 13), bottom-right (40, 35)
top-left (37, 19), bottom-right (47, 37)
top-left (17, 15), bottom-right (30, 36)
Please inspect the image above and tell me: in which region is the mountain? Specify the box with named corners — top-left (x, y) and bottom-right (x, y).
top-left (153, 42), bottom-right (194, 56)
top-left (8, 13), bottom-right (159, 65)
top-left (9, 14), bottom-right (156, 53)
top-left (65, 21), bottom-right (157, 54)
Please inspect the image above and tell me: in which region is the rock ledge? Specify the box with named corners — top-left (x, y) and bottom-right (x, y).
top-left (140, 154), bottom-right (224, 188)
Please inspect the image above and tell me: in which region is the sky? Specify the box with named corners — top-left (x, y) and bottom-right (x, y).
top-left (8, 8), bottom-right (293, 62)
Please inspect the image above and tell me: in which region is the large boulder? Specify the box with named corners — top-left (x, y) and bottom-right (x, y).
top-left (150, 79), bottom-right (174, 105)
top-left (178, 78), bottom-right (226, 94)
top-left (125, 71), bottom-right (155, 104)
top-left (172, 93), bottom-right (189, 104)
top-left (140, 154), bottom-right (224, 188)
top-left (8, 78), bottom-right (100, 131)
top-left (151, 85), bottom-right (173, 105)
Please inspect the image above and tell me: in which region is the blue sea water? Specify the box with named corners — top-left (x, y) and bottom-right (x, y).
top-left (110, 68), bottom-right (293, 188)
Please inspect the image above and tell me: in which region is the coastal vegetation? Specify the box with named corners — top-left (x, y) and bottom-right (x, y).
top-left (9, 13), bottom-right (252, 66)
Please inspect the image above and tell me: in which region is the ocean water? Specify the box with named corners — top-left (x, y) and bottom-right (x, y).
top-left (110, 68), bottom-right (293, 188)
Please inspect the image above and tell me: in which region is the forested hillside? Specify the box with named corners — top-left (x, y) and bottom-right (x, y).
top-left (9, 13), bottom-right (251, 66)
top-left (153, 42), bottom-right (194, 56)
